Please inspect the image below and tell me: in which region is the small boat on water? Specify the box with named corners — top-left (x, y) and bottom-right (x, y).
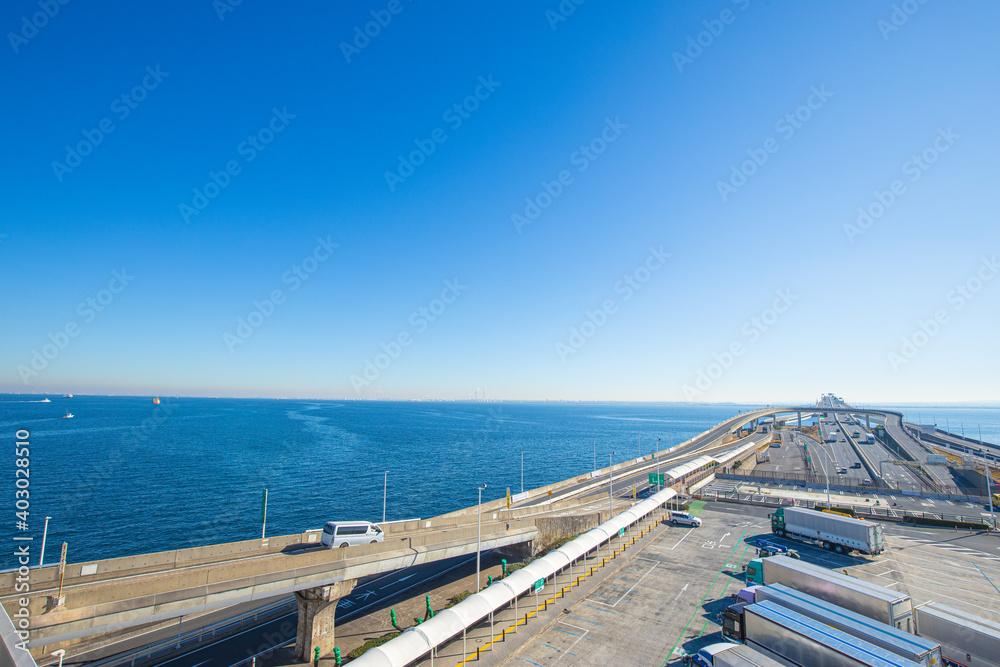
top-left (63, 393), bottom-right (73, 398)
top-left (40, 398), bottom-right (51, 403)
top-left (63, 410), bottom-right (74, 419)
top-left (153, 397), bottom-right (160, 405)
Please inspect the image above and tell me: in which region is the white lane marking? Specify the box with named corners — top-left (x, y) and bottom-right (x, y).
top-left (669, 528), bottom-right (696, 550)
top-left (590, 562), bottom-right (658, 608)
top-left (552, 622), bottom-right (590, 664)
top-left (673, 583), bottom-right (690, 602)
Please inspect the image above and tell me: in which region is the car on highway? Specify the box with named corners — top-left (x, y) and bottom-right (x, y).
top-left (669, 510), bottom-right (702, 527)
top-left (769, 442), bottom-right (781, 448)
top-left (861, 479), bottom-right (872, 486)
top-left (321, 521), bottom-right (384, 548)
top-left (850, 462), bottom-right (861, 469)
top-left (840, 438), bottom-right (847, 442)
top-left (837, 467), bottom-right (847, 474)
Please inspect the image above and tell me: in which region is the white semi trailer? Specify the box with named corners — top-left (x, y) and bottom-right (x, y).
top-left (743, 601), bottom-right (923, 667)
top-left (914, 602), bottom-right (1000, 667)
top-left (770, 507), bottom-right (885, 555)
top-left (744, 556), bottom-right (912, 631)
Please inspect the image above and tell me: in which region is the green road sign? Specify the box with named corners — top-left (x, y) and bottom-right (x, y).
top-left (618, 527), bottom-right (625, 537)
top-left (534, 578), bottom-right (545, 592)
top-left (648, 473), bottom-right (665, 485)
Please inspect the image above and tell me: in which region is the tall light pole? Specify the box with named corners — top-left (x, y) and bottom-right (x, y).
top-left (593, 439), bottom-right (596, 472)
top-left (655, 438), bottom-right (661, 492)
top-left (382, 471), bottom-right (389, 524)
top-left (816, 444), bottom-right (832, 509)
top-left (51, 650), bottom-right (65, 667)
top-left (476, 483), bottom-right (487, 592)
top-left (982, 449), bottom-right (995, 529)
top-left (608, 452), bottom-right (615, 517)
top-left (521, 451), bottom-right (524, 494)
top-left (638, 431), bottom-right (642, 458)
top-left (40, 516), bottom-right (52, 567)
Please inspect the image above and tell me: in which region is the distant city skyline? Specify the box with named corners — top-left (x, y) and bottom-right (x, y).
top-left (3, 2), bottom-right (998, 403)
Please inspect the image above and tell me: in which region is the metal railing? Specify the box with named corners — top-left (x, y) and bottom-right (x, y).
top-left (716, 469), bottom-right (988, 499)
top-left (703, 489), bottom-right (995, 527)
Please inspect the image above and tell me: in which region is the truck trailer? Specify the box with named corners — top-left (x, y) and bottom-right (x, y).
top-left (743, 556), bottom-right (913, 631)
top-left (723, 584), bottom-right (941, 666)
top-left (742, 601), bottom-right (924, 667)
top-left (687, 643), bottom-right (786, 667)
top-left (770, 507), bottom-right (885, 555)
top-left (914, 602), bottom-right (1000, 667)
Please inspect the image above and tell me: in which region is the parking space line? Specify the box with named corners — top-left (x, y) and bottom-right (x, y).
top-left (661, 528), bottom-right (750, 665)
top-left (668, 528), bottom-right (696, 550)
top-left (565, 615), bottom-right (603, 626)
top-left (581, 603), bottom-right (619, 614)
top-left (974, 562), bottom-right (1000, 596)
top-left (589, 561), bottom-right (658, 608)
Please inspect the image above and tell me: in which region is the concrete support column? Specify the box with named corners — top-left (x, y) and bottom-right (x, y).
top-left (294, 579), bottom-right (357, 660)
top-left (866, 414), bottom-right (871, 429)
top-left (797, 412), bottom-right (802, 428)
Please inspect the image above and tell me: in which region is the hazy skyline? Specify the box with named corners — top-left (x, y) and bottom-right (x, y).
top-left (3, 2), bottom-right (999, 403)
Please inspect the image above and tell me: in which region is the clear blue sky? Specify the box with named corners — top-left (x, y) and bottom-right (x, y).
top-left (2, 1), bottom-right (998, 403)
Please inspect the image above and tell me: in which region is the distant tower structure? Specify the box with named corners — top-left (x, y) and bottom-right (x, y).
top-left (475, 387), bottom-right (479, 401)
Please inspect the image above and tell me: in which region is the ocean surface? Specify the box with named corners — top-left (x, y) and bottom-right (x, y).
top-left (1, 396), bottom-right (996, 568)
top-left (0, 397), bottom-right (760, 566)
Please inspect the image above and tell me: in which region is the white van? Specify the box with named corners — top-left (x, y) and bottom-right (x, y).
top-left (669, 511), bottom-right (702, 527)
top-left (320, 521), bottom-right (383, 548)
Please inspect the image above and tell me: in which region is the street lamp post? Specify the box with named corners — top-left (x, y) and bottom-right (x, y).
top-left (609, 452), bottom-right (615, 517)
top-left (40, 516), bottom-right (52, 567)
top-left (476, 483), bottom-right (487, 592)
top-left (816, 446), bottom-right (832, 509)
top-left (655, 438), bottom-right (661, 492)
top-left (638, 431), bottom-right (641, 459)
top-left (382, 471), bottom-right (389, 524)
top-left (981, 449), bottom-right (996, 530)
top-left (51, 650), bottom-right (65, 667)
top-left (521, 451), bottom-right (524, 494)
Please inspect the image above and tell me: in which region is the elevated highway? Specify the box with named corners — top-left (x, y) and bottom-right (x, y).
top-left (3, 517), bottom-right (538, 660)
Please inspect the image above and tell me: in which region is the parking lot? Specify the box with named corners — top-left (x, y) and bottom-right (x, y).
top-left (500, 502), bottom-right (774, 666)
top-left (490, 500), bottom-right (1000, 666)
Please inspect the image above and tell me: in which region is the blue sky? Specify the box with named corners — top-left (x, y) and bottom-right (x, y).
top-left (2, 1), bottom-right (999, 403)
